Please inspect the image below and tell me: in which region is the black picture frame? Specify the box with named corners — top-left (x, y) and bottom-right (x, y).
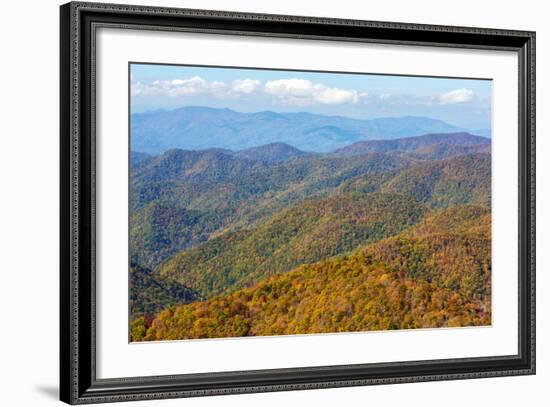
top-left (60, 1), bottom-right (536, 404)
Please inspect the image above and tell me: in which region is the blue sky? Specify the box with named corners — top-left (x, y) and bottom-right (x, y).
top-left (131, 63), bottom-right (492, 130)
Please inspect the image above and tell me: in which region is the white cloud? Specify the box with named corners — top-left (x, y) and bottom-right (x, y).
top-left (439, 88), bottom-right (475, 104)
top-left (231, 78), bottom-right (261, 94)
top-left (131, 76), bottom-right (264, 99)
top-left (131, 81), bottom-right (148, 96)
top-left (375, 88), bottom-right (476, 106)
top-left (375, 93), bottom-right (432, 106)
top-left (166, 77), bottom-right (209, 96)
top-left (132, 75), bottom-right (368, 106)
top-left (264, 79), bottom-right (312, 97)
top-left (315, 87), bottom-right (360, 104)
top-left (131, 76), bottom-right (211, 97)
top-left (264, 78), bottom-right (365, 106)
top-left (132, 76), bottom-right (228, 98)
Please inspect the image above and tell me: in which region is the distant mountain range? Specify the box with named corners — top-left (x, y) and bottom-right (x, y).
top-left (131, 106), bottom-right (489, 154)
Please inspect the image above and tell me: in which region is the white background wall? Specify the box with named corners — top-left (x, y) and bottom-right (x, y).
top-left (0, 0), bottom-right (547, 405)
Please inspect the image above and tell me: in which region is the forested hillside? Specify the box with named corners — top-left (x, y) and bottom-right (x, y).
top-left (130, 263), bottom-right (202, 318)
top-left (234, 142), bottom-right (311, 163)
top-left (131, 206), bottom-right (491, 341)
top-left (130, 143), bottom-right (490, 268)
top-left (130, 148), bottom-right (409, 267)
top-left (158, 192), bottom-right (427, 299)
top-left (129, 130), bottom-right (492, 340)
top-left (332, 132), bottom-right (489, 157)
top-left (381, 153), bottom-right (491, 208)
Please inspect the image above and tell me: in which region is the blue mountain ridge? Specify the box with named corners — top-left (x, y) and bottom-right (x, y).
top-left (131, 106), bottom-right (489, 154)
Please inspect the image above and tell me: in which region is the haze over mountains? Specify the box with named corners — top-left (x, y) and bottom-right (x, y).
top-left (131, 106), bottom-right (489, 154)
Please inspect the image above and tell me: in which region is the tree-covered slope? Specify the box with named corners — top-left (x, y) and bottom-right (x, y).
top-left (130, 148), bottom-right (490, 268)
top-left (380, 153), bottom-right (491, 208)
top-left (335, 153), bottom-right (491, 210)
top-left (157, 192), bottom-right (427, 299)
top-left (132, 206), bottom-right (490, 341)
top-left (360, 205), bottom-right (491, 300)
top-left (401, 204), bottom-right (490, 238)
top-left (130, 262), bottom-right (202, 319)
top-left (130, 151), bottom-right (153, 168)
top-left (130, 202), bottom-right (232, 268)
top-left (233, 142), bottom-right (311, 163)
top-left (130, 148), bottom-right (408, 212)
top-left (332, 132), bottom-right (489, 157)
top-left (412, 142), bottom-right (490, 160)
top-left (130, 149), bottom-right (410, 266)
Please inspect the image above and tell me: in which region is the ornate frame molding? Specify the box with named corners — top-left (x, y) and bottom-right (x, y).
top-left (60, 2), bottom-right (535, 404)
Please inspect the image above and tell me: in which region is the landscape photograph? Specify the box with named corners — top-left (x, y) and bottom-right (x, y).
top-left (129, 63), bottom-right (492, 342)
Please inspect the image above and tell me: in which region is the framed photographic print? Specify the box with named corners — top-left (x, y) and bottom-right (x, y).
top-left (60, 1), bottom-right (536, 404)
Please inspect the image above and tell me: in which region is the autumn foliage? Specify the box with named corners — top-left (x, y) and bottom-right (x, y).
top-left (129, 138), bottom-right (492, 342)
top-left (131, 206), bottom-right (491, 341)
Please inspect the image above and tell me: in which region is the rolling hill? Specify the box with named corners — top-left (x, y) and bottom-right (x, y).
top-left (130, 262), bottom-right (202, 319)
top-left (130, 151), bottom-right (153, 167)
top-left (360, 205), bottom-right (491, 299)
top-left (157, 192), bottom-right (427, 299)
top-left (130, 146), bottom-right (490, 268)
top-left (412, 142), bottom-right (490, 160)
top-left (331, 132), bottom-right (490, 156)
top-left (233, 142), bottom-right (311, 163)
top-left (130, 202), bottom-right (232, 268)
top-left (130, 148), bottom-right (408, 212)
top-left (132, 205), bottom-right (491, 341)
top-left (130, 149), bottom-right (410, 267)
top-left (381, 153), bottom-right (491, 208)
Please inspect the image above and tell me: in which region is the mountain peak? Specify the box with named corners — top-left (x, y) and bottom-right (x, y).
top-left (235, 142), bottom-right (309, 163)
